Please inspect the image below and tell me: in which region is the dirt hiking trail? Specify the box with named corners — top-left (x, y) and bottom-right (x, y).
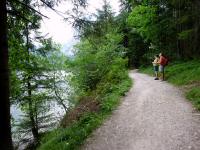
top-left (82, 70), bottom-right (200, 150)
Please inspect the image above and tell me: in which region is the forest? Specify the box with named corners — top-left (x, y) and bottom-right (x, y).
top-left (0, 0), bottom-right (200, 150)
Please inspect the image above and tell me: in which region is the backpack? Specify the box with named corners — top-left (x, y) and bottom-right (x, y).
top-left (163, 56), bottom-right (169, 66)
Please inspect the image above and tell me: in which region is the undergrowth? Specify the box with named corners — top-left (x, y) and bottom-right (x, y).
top-left (38, 71), bottom-right (132, 150)
top-left (186, 87), bottom-right (200, 110)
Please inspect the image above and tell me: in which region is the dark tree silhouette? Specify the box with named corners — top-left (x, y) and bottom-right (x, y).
top-left (0, 0), bottom-right (13, 149)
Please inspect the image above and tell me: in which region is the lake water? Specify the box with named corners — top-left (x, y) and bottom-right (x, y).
top-left (11, 71), bottom-right (70, 149)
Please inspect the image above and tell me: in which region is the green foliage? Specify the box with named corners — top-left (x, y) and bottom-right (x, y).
top-left (38, 73), bottom-right (131, 150)
top-left (38, 2), bottom-right (132, 149)
top-left (100, 77), bottom-right (132, 113)
top-left (140, 65), bottom-right (154, 75)
top-left (127, 0), bottom-right (200, 59)
top-left (126, 2), bottom-right (177, 66)
top-left (38, 113), bottom-right (103, 150)
top-left (178, 29), bottom-right (194, 40)
top-left (186, 87), bottom-right (200, 111)
top-left (165, 61), bottom-right (200, 85)
top-left (11, 43), bottom-right (64, 144)
top-left (67, 27), bottom-right (126, 93)
top-left (127, 5), bottom-right (158, 43)
top-left (8, 0), bottom-right (68, 144)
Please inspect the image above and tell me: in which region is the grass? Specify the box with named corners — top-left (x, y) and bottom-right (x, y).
top-left (38, 71), bottom-right (132, 150)
top-left (140, 60), bottom-right (200, 111)
top-left (186, 87), bottom-right (200, 110)
top-left (38, 113), bottom-right (104, 150)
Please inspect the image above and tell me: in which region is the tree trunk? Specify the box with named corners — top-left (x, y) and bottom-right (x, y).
top-left (27, 79), bottom-right (39, 143)
top-left (53, 73), bottom-right (68, 113)
top-left (0, 0), bottom-right (13, 149)
top-left (25, 22), bottom-right (39, 143)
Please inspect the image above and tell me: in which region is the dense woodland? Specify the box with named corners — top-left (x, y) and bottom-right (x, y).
top-left (0, 0), bottom-right (200, 149)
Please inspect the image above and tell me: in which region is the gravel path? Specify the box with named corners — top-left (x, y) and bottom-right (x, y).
top-left (81, 71), bottom-right (200, 150)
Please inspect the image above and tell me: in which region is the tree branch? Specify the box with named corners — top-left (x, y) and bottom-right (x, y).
top-left (39, 0), bottom-right (66, 18)
top-left (7, 10), bottom-right (39, 28)
top-left (9, 0), bottom-right (49, 19)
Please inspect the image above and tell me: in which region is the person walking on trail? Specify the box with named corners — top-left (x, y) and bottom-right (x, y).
top-left (152, 55), bottom-right (159, 80)
top-left (158, 53), bottom-right (168, 81)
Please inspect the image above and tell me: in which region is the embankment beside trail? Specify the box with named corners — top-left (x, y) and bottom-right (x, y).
top-left (37, 70), bottom-right (132, 150)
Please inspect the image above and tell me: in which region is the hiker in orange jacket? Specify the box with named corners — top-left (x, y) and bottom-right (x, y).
top-left (158, 53), bottom-right (167, 81)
